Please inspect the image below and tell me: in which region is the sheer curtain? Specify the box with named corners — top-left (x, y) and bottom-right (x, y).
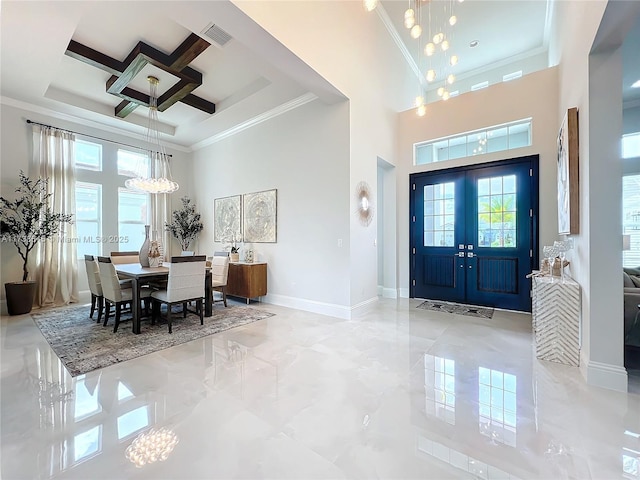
top-left (31, 125), bottom-right (79, 307)
top-left (150, 153), bottom-right (171, 260)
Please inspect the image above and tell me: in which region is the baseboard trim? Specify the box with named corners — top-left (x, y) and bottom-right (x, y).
top-left (586, 360), bottom-right (628, 392)
top-left (263, 293), bottom-right (351, 320)
top-left (382, 288), bottom-right (398, 299)
top-left (351, 296), bottom-right (378, 312)
top-left (399, 288), bottom-right (410, 299)
top-left (377, 285), bottom-right (383, 296)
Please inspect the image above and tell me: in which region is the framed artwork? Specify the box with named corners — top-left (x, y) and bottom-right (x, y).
top-left (243, 189), bottom-right (277, 243)
top-left (557, 107), bottom-right (579, 235)
top-left (213, 195), bottom-right (241, 243)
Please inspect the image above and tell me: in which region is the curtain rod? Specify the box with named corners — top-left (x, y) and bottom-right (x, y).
top-left (26, 119), bottom-right (172, 157)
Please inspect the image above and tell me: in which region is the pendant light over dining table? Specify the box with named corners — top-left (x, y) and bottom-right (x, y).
top-left (125, 75), bottom-right (179, 194)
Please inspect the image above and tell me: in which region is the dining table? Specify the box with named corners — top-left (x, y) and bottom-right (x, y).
top-left (115, 263), bottom-right (213, 334)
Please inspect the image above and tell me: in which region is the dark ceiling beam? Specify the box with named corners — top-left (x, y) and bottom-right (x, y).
top-left (115, 100), bottom-right (140, 118)
top-left (180, 94), bottom-right (216, 114)
top-left (168, 33), bottom-right (211, 71)
top-left (65, 40), bottom-right (124, 76)
top-left (157, 80), bottom-right (200, 112)
top-left (64, 35), bottom-right (216, 118)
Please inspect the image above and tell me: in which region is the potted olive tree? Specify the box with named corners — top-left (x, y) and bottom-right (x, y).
top-left (0, 171), bottom-right (74, 314)
top-left (165, 196), bottom-right (204, 254)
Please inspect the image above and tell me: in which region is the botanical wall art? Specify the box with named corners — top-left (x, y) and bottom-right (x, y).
top-left (557, 107), bottom-right (579, 235)
top-left (213, 195), bottom-right (241, 243)
top-left (243, 189), bottom-right (277, 243)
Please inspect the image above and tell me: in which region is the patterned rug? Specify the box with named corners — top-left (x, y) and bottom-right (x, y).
top-left (31, 304), bottom-right (274, 377)
top-left (416, 300), bottom-right (494, 319)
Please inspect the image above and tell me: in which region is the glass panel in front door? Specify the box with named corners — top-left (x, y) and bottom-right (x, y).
top-left (424, 182), bottom-right (455, 247)
top-left (477, 175), bottom-right (516, 248)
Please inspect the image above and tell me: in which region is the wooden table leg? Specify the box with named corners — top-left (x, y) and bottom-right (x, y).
top-left (131, 277), bottom-right (141, 334)
top-left (205, 271), bottom-right (212, 317)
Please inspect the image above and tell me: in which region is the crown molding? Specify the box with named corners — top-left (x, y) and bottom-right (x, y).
top-left (191, 92), bottom-right (318, 150)
top-left (0, 96), bottom-right (191, 153)
top-left (375, 3), bottom-right (427, 90)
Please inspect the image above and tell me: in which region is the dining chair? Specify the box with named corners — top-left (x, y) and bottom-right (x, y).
top-left (211, 255), bottom-right (230, 307)
top-left (110, 251), bottom-right (140, 264)
top-left (84, 255), bottom-right (104, 323)
top-left (150, 255), bottom-right (206, 333)
top-left (97, 256), bottom-right (151, 333)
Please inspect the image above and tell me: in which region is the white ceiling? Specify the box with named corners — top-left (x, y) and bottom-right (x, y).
top-left (1, 1), bottom-right (638, 151)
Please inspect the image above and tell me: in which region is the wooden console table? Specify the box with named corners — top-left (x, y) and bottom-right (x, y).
top-left (227, 262), bottom-right (267, 304)
top-left (532, 275), bottom-right (581, 366)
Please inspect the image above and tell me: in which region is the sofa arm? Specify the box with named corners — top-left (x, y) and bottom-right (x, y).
top-left (623, 288), bottom-right (640, 338)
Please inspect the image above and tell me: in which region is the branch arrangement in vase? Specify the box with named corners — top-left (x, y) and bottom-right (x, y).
top-left (0, 171), bottom-right (74, 281)
top-left (165, 197), bottom-right (204, 252)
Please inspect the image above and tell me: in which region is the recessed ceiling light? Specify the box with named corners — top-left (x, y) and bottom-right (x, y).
top-left (632, 79), bottom-right (640, 88)
top-left (470, 40), bottom-right (479, 48)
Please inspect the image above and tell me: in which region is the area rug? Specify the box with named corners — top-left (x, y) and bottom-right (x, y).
top-left (416, 300), bottom-right (494, 319)
top-left (31, 305), bottom-right (275, 377)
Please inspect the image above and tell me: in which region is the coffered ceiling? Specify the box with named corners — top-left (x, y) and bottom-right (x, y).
top-left (1, 1), bottom-right (638, 152)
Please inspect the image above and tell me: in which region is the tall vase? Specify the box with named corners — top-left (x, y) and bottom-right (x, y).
top-left (139, 225), bottom-right (151, 267)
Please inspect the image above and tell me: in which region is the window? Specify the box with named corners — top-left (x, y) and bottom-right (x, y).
top-left (118, 149), bottom-right (149, 177)
top-left (75, 140), bottom-right (102, 171)
top-left (423, 182), bottom-right (455, 247)
top-left (415, 119), bottom-right (532, 165)
top-left (118, 188), bottom-right (149, 250)
top-left (74, 137), bottom-right (155, 260)
top-left (75, 182), bottom-right (101, 257)
top-left (623, 132), bottom-right (640, 159)
top-left (623, 174), bottom-right (640, 268)
top-left (477, 175), bottom-right (517, 248)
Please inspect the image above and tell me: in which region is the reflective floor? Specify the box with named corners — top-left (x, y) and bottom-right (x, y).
top-left (1, 298), bottom-right (639, 479)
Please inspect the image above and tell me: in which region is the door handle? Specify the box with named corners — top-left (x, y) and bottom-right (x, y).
top-left (456, 252), bottom-right (465, 257)
top-left (467, 252), bottom-right (474, 258)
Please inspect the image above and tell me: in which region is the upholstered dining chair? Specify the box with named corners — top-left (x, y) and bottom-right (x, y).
top-left (84, 255), bottom-right (104, 323)
top-left (210, 255), bottom-right (230, 307)
top-left (110, 251), bottom-right (139, 264)
top-left (97, 256), bottom-right (151, 333)
top-left (150, 255), bottom-right (206, 334)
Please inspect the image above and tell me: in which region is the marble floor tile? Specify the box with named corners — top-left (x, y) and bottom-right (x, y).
top-left (1, 299), bottom-right (639, 479)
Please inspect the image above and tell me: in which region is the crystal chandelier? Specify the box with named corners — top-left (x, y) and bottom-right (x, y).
top-left (414, 0), bottom-right (462, 115)
top-left (125, 76), bottom-right (179, 194)
top-left (364, 0), bottom-right (462, 116)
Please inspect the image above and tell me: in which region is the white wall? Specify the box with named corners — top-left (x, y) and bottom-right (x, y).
top-left (553, 0), bottom-right (640, 391)
top-left (233, 0), bottom-right (416, 308)
top-left (395, 67), bottom-right (560, 296)
top-left (192, 99), bottom-right (352, 316)
top-left (0, 102), bottom-right (192, 313)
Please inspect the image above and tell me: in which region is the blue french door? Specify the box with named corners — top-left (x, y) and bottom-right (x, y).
top-left (410, 156), bottom-right (538, 312)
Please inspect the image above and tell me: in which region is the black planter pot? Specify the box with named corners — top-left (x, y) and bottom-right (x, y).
top-left (5, 281), bottom-right (36, 315)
